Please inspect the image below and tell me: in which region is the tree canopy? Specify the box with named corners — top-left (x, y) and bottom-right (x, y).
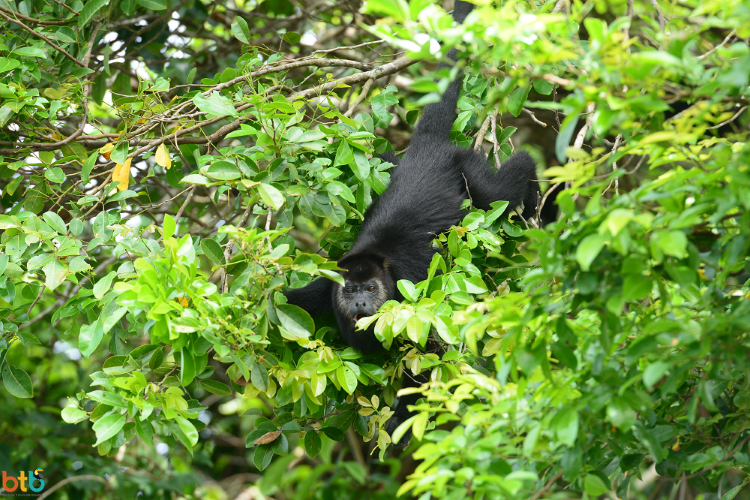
top-left (1, 0), bottom-right (749, 498)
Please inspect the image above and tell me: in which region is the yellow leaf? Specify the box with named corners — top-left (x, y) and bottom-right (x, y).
top-left (99, 143), bottom-right (114, 160)
top-left (113, 158), bottom-right (131, 191)
top-left (155, 143), bottom-right (171, 169)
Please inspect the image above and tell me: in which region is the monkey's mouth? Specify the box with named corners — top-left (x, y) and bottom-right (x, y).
top-left (354, 314), bottom-right (369, 322)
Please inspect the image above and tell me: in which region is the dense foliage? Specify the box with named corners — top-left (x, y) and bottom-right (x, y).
top-left (1, 0), bottom-right (749, 498)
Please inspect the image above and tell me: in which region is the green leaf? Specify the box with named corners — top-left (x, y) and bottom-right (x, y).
top-left (163, 213), bottom-right (176, 238)
top-left (175, 416), bottom-right (199, 446)
top-left (351, 150), bottom-right (370, 181)
top-left (576, 233), bottom-right (608, 271)
top-left (0, 58), bottom-right (21, 73)
top-left (371, 87), bottom-right (398, 128)
top-left (42, 212), bottom-right (67, 234)
top-left (206, 160), bottom-right (241, 181)
top-left (135, 418), bottom-right (154, 445)
top-left (82, 151), bottom-right (98, 183)
top-left (362, 0), bottom-right (409, 22)
top-left (282, 32), bottom-right (301, 44)
top-left (101, 304), bottom-right (127, 334)
top-left (643, 361), bottom-right (670, 390)
top-left (201, 238), bottom-right (224, 264)
top-left (249, 363), bottom-right (269, 393)
top-left (336, 365), bottom-right (357, 394)
top-left (258, 183), bottom-right (285, 210)
top-left (276, 304), bottom-right (314, 338)
top-left (92, 413), bottom-right (127, 446)
top-left (136, 0), bottom-right (166, 8)
top-left (304, 431), bottom-right (322, 458)
top-left (180, 174), bottom-right (212, 185)
top-left (333, 139), bottom-right (354, 167)
top-left (193, 93), bottom-right (237, 117)
top-left (397, 280), bottom-right (419, 301)
top-left (108, 190), bottom-right (138, 202)
top-left (2, 365), bottom-right (33, 398)
top-left (584, 474), bottom-right (611, 496)
top-left (61, 406), bottom-right (88, 423)
top-left (181, 347), bottom-right (195, 386)
top-left (43, 259), bottom-right (68, 290)
top-left (93, 271), bottom-right (116, 299)
top-left (198, 379), bottom-right (232, 396)
top-left (622, 274), bottom-right (652, 302)
top-left (44, 167), bottom-right (65, 183)
top-left (13, 47), bottom-right (47, 58)
top-left (655, 230), bottom-right (687, 258)
top-left (321, 426), bottom-right (345, 441)
top-left (79, 319), bottom-right (104, 358)
top-left (607, 398), bottom-right (636, 429)
top-left (507, 85), bottom-right (531, 117)
top-left (551, 408), bottom-right (578, 446)
top-left (231, 17), bottom-right (251, 44)
top-left (79, 0), bottom-right (109, 28)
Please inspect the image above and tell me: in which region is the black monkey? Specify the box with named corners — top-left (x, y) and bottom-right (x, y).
top-left (286, 0), bottom-right (539, 441)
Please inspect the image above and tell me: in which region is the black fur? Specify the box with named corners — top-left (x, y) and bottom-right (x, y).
top-left (286, 0), bottom-right (539, 445)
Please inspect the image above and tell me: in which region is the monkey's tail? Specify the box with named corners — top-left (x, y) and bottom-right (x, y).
top-left (410, 1), bottom-right (475, 142)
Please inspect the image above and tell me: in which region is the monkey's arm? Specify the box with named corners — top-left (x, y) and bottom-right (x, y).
top-left (285, 278), bottom-right (334, 316)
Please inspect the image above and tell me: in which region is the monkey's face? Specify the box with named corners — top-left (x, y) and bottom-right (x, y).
top-left (334, 278), bottom-right (388, 325)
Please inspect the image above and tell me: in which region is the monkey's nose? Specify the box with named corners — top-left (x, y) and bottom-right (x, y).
top-left (355, 300), bottom-right (367, 308)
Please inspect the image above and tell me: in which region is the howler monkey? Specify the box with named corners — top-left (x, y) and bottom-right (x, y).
top-left (286, 0), bottom-right (539, 441)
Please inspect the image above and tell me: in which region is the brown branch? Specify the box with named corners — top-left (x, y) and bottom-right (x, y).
top-left (292, 56), bottom-right (418, 99)
top-left (665, 436), bottom-right (750, 481)
top-left (698, 29), bottom-right (736, 59)
top-left (37, 475), bottom-right (109, 500)
top-left (0, 94), bottom-right (90, 152)
top-left (26, 284), bottom-right (46, 316)
top-left (522, 108), bottom-right (548, 128)
top-left (201, 58), bottom-right (375, 95)
top-left (0, 9), bottom-right (85, 66)
top-left (343, 78), bottom-right (375, 118)
top-left (647, 0), bottom-right (666, 31)
top-left (708, 105), bottom-right (747, 129)
top-left (527, 469), bottom-right (564, 500)
top-left (0, 5), bottom-right (74, 25)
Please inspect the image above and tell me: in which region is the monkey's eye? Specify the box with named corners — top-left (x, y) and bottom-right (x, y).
top-left (345, 287), bottom-right (354, 294)
top-left (366, 285), bottom-right (375, 292)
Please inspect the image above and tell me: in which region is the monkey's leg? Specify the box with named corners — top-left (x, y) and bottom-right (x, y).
top-left (458, 149), bottom-right (540, 219)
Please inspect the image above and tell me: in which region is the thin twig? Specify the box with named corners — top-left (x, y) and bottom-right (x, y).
top-left (26, 285), bottom-right (46, 316)
top-left (313, 40), bottom-right (385, 55)
top-left (698, 29), bottom-right (736, 59)
top-left (522, 108), bottom-right (547, 128)
top-left (646, 0), bottom-right (666, 31)
top-left (343, 78), bottom-right (375, 118)
top-left (666, 436), bottom-right (750, 481)
top-left (174, 185), bottom-right (196, 223)
top-left (708, 105), bottom-right (747, 129)
top-left (551, 0), bottom-right (567, 13)
top-left (527, 470), bottom-right (564, 500)
top-left (474, 112), bottom-right (495, 151)
top-left (461, 173), bottom-right (473, 210)
top-left (37, 475), bottom-right (109, 500)
top-left (490, 114), bottom-right (502, 169)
